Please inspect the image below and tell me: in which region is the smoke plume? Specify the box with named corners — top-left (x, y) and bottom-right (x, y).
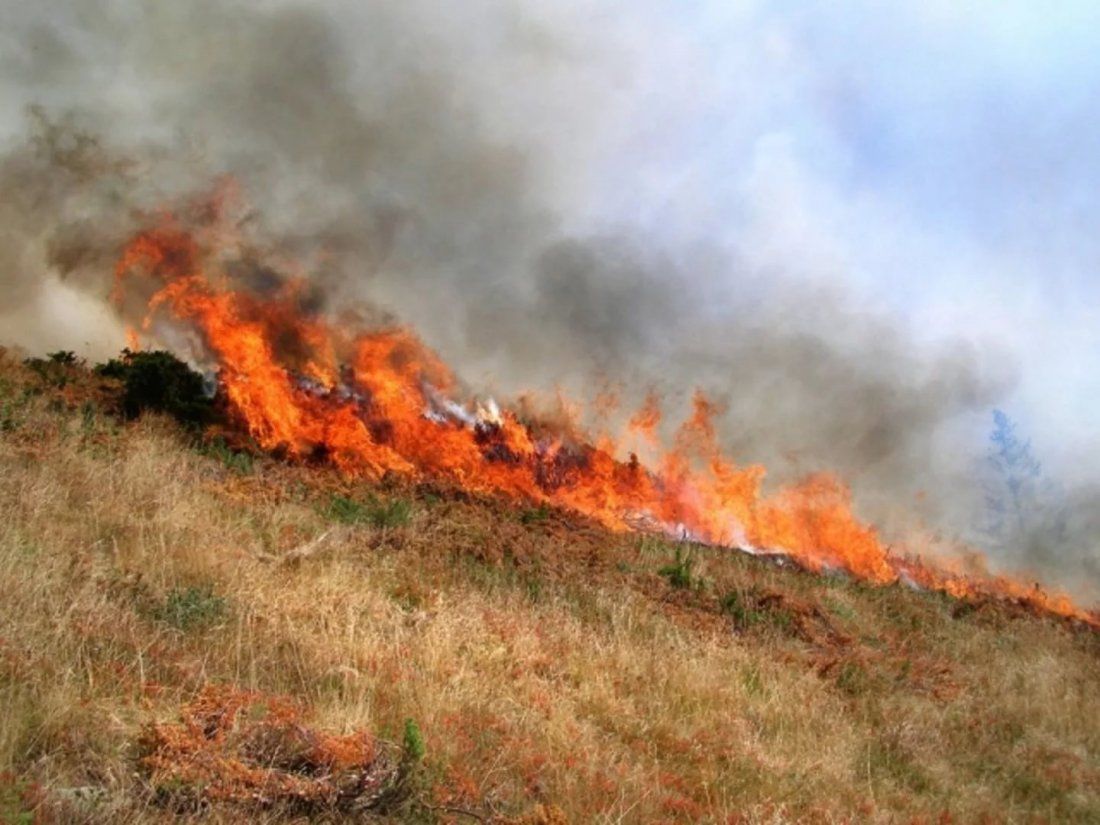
top-left (1, 0), bottom-right (1094, 601)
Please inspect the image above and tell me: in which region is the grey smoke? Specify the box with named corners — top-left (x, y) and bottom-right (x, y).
top-left (0, 0), bottom-right (1094, 602)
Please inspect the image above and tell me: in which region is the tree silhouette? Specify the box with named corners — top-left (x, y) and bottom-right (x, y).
top-left (983, 409), bottom-right (1065, 558)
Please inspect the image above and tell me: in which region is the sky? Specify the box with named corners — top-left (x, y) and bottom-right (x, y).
top-left (588, 0), bottom-right (1100, 481)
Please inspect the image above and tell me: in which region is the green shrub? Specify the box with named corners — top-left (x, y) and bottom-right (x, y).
top-left (403, 718), bottom-right (426, 763)
top-left (198, 436), bottom-right (254, 474)
top-left (720, 590), bottom-right (759, 628)
top-left (325, 494), bottom-right (412, 528)
top-left (519, 503), bottom-right (551, 524)
top-left (0, 399), bottom-right (22, 432)
top-left (835, 659), bottom-right (872, 697)
top-left (23, 350), bottom-right (81, 388)
top-left (326, 495), bottom-right (367, 524)
top-left (373, 498), bottom-right (412, 528)
top-left (0, 775), bottom-right (35, 825)
top-left (721, 587), bottom-right (795, 632)
top-left (152, 585), bottom-right (228, 631)
top-left (95, 349), bottom-right (212, 427)
top-left (659, 546), bottom-right (698, 590)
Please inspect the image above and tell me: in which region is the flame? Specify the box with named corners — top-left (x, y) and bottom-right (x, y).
top-left (111, 190), bottom-right (1097, 628)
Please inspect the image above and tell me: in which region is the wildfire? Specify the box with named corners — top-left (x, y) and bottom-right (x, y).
top-left (112, 188), bottom-right (1097, 628)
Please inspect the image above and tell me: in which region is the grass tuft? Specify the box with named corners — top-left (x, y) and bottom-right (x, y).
top-left (519, 503), bottom-right (551, 524)
top-left (658, 546), bottom-right (701, 590)
top-left (151, 585), bottom-right (229, 631)
top-left (324, 493), bottom-right (411, 527)
top-left (197, 436), bottom-right (254, 474)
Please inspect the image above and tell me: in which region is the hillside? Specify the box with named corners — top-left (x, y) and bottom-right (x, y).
top-left (1, 349), bottom-right (1098, 824)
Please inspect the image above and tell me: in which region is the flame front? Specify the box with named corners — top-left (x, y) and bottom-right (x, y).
top-left (112, 193), bottom-right (1097, 627)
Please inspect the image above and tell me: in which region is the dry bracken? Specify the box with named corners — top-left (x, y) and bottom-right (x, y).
top-left (0, 351), bottom-right (1098, 823)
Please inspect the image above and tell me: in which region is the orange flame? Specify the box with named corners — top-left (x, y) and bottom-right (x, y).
top-left (111, 193), bottom-right (1097, 628)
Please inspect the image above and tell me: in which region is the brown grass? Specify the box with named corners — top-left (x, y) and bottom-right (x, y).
top-left (1, 349), bottom-right (1098, 823)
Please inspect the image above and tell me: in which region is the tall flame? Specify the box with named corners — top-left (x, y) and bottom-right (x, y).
top-left (112, 189), bottom-right (1097, 627)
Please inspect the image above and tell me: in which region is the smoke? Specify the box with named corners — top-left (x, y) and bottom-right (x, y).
top-left (0, 108), bottom-right (131, 355)
top-left (1, 0), bottom-right (1094, 600)
top-left (1038, 486), bottom-right (1100, 595)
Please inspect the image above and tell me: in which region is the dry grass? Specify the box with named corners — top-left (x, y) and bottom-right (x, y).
top-left (1, 350), bottom-right (1098, 823)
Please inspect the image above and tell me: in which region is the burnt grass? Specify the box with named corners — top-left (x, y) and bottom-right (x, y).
top-left (1, 349), bottom-right (1099, 823)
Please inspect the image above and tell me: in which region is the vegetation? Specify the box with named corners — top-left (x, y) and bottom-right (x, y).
top-left (196, 436), bottom-right (254, 475)
top-left (403, 718), bottom-right (426, 764)
top-left (519, 503), bottom-right (551, 525)
top-left (150, 584), bottom-right (229, 632)
top-left (0, 775), bottom-right (36, 825)
top-left (95, 349), bottom-right (212, 427)
top-left (324, 493), bottom-right (413, 528)
top-left (23, 350), bottom-right (81, 388)
top-left (0, 348), bottom-right (1098, 823)
top-left (138, 685), bottom-right (424, 816)
top-left (659, 546), bottom-right (702, 590)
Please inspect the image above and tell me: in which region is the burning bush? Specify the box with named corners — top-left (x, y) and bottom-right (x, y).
top-left (138, 685), bottom-right (420, 815)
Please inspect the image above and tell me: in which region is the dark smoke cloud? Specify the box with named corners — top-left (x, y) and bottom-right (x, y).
top-left (3, 0), bottom-right (1093, 600)
top-left (0, 108), bottom-right (137, 354)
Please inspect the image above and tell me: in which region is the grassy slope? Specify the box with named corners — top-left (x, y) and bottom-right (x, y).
top-left (0, 351), bottom-right (1098, 824)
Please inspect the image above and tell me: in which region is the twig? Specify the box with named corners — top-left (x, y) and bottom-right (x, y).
top-left (256, 529), bottom-right (335, 565)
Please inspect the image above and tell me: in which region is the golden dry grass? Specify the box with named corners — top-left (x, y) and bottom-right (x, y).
top-left (0, 351), bottom-right (1098, 823)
